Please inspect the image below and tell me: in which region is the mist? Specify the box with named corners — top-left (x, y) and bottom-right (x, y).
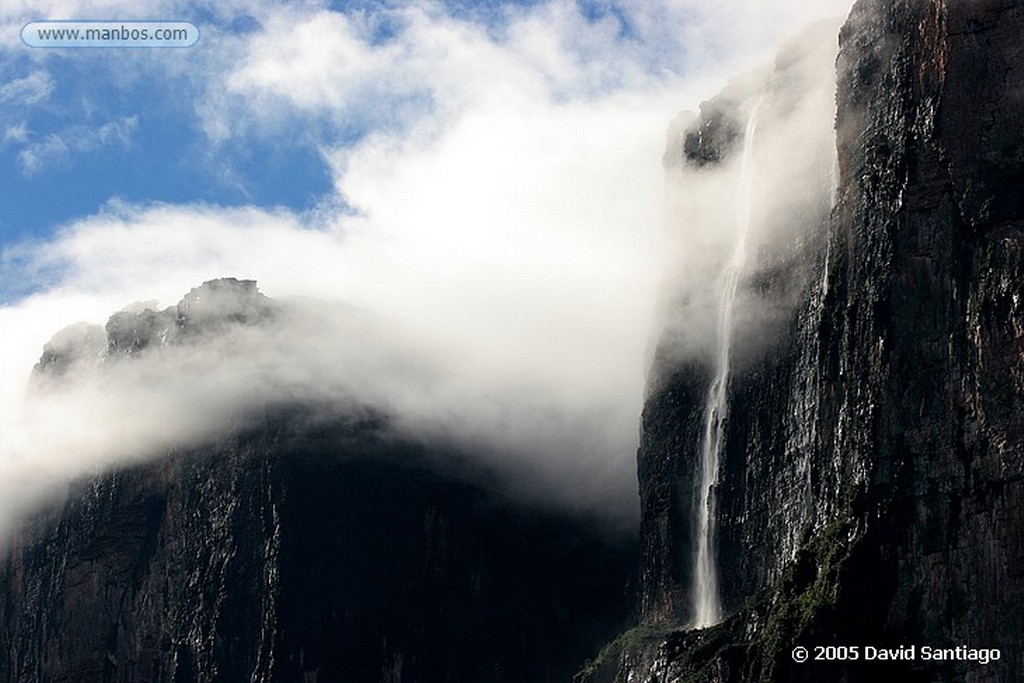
top-left (0, 1), bottom-right (852, 540)
top-left (657, 19), bottom-right (841, 374)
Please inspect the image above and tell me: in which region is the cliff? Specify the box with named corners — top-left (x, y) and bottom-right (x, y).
top-left (0, 281), bottom-right (633, 682)
top-left (584, 0), bottom-right (1024, 681)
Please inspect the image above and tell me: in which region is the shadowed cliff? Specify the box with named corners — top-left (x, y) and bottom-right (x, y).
top-left (0, 281), bottom-right (634, 683)
top-left (583, 0), bottom-right (1024, 681)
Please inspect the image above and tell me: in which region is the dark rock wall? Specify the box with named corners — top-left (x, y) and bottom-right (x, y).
top-left (828, 0), bottom-right (1024, 671)
top-left (606, 0), bottom-right (1024, 681)
top-left (0, 416), bottom-right (633, 683)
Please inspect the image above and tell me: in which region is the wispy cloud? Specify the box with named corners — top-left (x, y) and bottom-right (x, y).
top-left (16, 116), bottom-right (136, 176)
top-left (0, 70), bottom-right (53, 106)
top-left (3, 122), bottom-right (27, 144)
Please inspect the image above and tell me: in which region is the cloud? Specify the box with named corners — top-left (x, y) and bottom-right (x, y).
top-left (226, 10), bottom-right (397, 112)
top-left (15, 116), bottom-right (136, 176)
top-left (657, 18), bottom-right (841, 372)
top-left (16, 133), bottom-right (67, 175)
top-left (196, 0), bottom-right (854, 142)
top-left (0, 106), bottom-right (661, 526)
top-left (3, 122), bottom-right (28, 144)
top-left (0, 1), bottom-right (853, 539)
top-left (0, 70), bottom-right (53, 106)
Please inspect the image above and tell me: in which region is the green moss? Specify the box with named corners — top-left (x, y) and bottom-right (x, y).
top-left (575, 618), bottom-right (746, 683)
top-left (574, 622), bottom-right (671, 682)
top-left (744, 518), bottom-right (861, 680)
top-left (575, 521), bottom-right (864, 683)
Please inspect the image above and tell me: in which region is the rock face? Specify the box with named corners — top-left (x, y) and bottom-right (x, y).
top-left (587, 0), bottom-right (1024, 681)
top-left (1, 282), bottom-right (633, 683)
top-left (35, 278), bottom-right (274, 377)
top-left (0, 418), bottom-right (632, 682)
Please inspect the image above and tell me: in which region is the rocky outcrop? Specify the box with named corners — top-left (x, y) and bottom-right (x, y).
top-left (586, 0), bottom-right (1024, 681)
top-left (35, 278), bottom-right (274, 378)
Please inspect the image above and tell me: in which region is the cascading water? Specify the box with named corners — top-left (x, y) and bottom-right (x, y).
top-left (691, 99), bottom-right (762, 629)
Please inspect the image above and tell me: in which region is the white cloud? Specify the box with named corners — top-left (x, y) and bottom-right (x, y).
top-left (200, 0), bottom-right (854, 142)
top-left (226, 10), bottom-right (397, 112)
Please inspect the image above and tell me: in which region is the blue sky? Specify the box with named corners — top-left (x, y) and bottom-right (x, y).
top-left (1, 13), bottom-right (326, 250)
top-left (0, 0), bottom-right (646, 253)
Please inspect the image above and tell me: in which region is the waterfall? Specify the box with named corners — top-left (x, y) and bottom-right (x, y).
top-left (692, 99), bottom-right (762, 629)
